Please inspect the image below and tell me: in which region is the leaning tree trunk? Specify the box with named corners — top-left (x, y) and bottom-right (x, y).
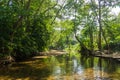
top-left (73, 0), bottom-right (91, 56)
top-left (75, 34), bottom-right (92, 56)
top-left (102, 30), bottom-right (110, 53)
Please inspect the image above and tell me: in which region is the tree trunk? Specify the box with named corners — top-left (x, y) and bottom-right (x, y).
top-left (98, 0), bottom-right (102, 51)
top-left (89, 26), bottom-right (94, 53)
top-left (9, 0), bottom-right (31, 56)
top-left (102, 30), bottom-right (110, 53)
top-left (75, 34), bottom-right (91, 56)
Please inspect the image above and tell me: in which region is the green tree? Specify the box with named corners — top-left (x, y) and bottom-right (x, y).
top-left (0, 0), bottom-right (58, 59)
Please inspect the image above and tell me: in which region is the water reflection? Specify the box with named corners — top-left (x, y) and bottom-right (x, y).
top-left (1, 53), bottom-right (119, 80)
top-left (46, 54), bottom-right (120, 80)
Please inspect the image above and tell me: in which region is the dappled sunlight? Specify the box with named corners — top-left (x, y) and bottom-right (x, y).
top-left (46, 68), bottom-right (110, 80)
top-left (32, 56), bottom-right (48, 59)
top-left (76, 68), bottom-right (109, 79)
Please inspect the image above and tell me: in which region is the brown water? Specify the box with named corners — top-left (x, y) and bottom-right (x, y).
top-left (0, 53), bottom-right (120, 80)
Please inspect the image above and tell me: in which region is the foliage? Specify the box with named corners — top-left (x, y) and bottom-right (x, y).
top-left (50, 20), bottom-right (75, 50)
top-left (0, 0), bottom-right (57, 59)
top-left (0, 0), bottom-right (120, 60)
top-left (62, 0), bottom-right (120, 52)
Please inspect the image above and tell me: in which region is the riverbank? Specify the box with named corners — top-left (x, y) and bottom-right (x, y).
top-left (93, 51), bottom-right (120, 62)
top-left (37, 50), bottom-right (120, 62)
top-left (0, 50), bottom-right (66, 67)
top-left (36, 49), bottom-right (66, 56)
top-left (32, 50), bottom-right (67, 59)
top-left (1, 49), bottom-right (120, 68)
top-left (0, 50), bottom-right (120, 80)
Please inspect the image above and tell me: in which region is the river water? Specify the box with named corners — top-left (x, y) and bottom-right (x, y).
top-left (0, 53), bottom-right (120, 80)
top-left (43, 54), bottom-right (120, 80)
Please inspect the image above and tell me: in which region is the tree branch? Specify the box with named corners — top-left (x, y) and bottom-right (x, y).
top-left (50, 0), bottom-right (66, 25)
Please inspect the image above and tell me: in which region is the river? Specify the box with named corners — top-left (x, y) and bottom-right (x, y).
top-left (0, 53), bottom-right (120, 80)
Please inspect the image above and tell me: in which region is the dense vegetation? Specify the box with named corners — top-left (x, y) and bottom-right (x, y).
top-left (0, 0), bottom-right (57, 59)
top-left (0, 0), bottom-right (120, 60)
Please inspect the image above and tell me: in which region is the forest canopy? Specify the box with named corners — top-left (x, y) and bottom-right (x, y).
top-left (0, 0), bottom-right (120, 59)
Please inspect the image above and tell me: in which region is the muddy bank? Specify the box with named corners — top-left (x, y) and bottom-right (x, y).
top-left (36, 50), bottom-right (67, 56)
top-left (93, 51), bottom-right (120, 61)
top-left (31, 50), bottom-right (66, 60)
top-left (0, 50), bottom-right (66, 67)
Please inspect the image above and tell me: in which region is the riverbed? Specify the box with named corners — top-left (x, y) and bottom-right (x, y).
top-left (0, 53), bottom-right (120, 80)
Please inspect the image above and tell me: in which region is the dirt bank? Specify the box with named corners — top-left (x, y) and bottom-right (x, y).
top-left (94, 51), bottom-right (120, 61)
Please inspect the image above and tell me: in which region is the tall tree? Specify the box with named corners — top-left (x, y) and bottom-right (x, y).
top-left (0, 0), bottom-right (59, 59)
top-left (98, 0), bottom-right (102, 51)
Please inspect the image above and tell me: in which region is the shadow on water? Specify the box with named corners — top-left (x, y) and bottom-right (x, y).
top-left (47, 54), bottom-right (120, 80)
top-left (0, 58), bottom-right (51, 80)
top-left (80, 55), bottom-right (120, 80)
top-left (0, 53), bottom-right (120, 80)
